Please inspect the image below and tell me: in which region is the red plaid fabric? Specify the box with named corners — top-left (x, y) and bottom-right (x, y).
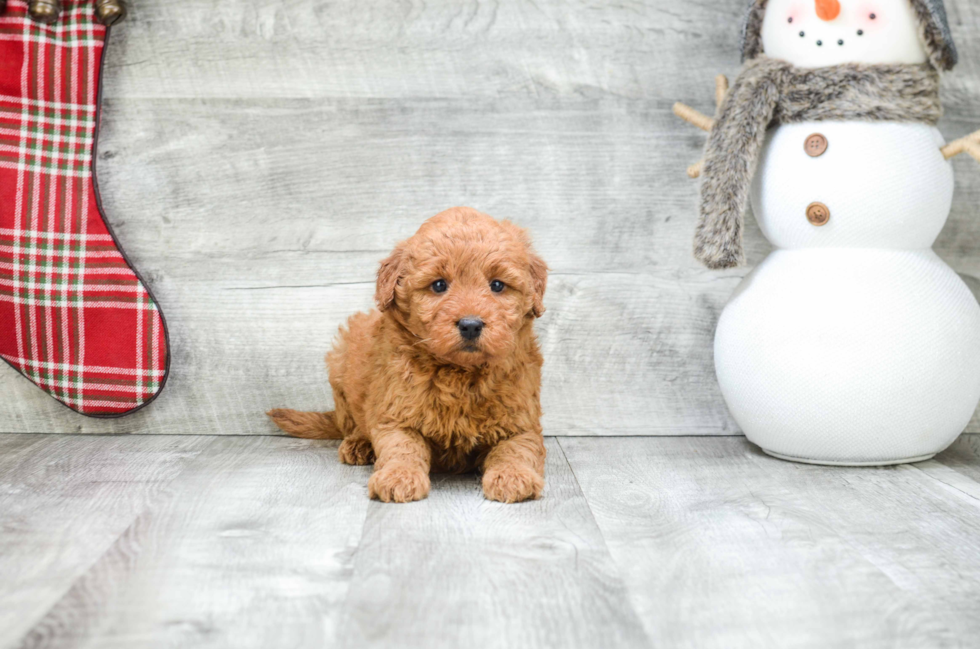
top-left (0, 0), bottom-right (169, 416)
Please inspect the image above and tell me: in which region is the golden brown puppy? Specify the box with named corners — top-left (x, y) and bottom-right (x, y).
top-left (268, 207), bottom-right (548, 504)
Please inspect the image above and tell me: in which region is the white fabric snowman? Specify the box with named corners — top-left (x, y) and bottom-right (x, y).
top-left (679, 0), bottom-right (980, 465)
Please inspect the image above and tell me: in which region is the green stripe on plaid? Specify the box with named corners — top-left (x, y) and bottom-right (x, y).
top-left (19, 367), bottom-right (161, 389)
top-left (0, 103), bottom-right (95, 121)
top-left (0, 228), bottom-right (111, 240)
top-left (0, 239), bottom-right (119, 252)
top-left (0, 94), bottom-right (95, 177)
top-left (1, 352), bottom-right (166, 376)
top-left (0, 134), bottom-right (91, 157)
top-left (0, 273), bottom-right (141, 288)
top-left (0, 31), bottom-right (108, 46)
top-left (0, 156), bottom-right (91, 175)
top-left (0, 290), bottom-right (161, 306)
top-left (33, 388), bottom-right (156, 405)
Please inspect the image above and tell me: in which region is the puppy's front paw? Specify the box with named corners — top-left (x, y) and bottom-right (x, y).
top-left (339, 436), bottom-right (375, 465)
top-left (482, 465), bottom-right (544, 503)
top-left (369, 463), bottom-right (430, 503)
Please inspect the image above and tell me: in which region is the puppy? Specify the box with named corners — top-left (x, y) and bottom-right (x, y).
top-left (268, 207), bottom-right (548, 503)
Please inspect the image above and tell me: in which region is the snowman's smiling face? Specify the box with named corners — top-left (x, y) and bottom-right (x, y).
top-left (761, 0), bottom-right (928, 68)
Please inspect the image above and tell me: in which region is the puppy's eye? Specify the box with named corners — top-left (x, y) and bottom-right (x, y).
top-left (489, 280), bottom-right (505, 293)
top-left (431, 279), bottom-right (448, 294)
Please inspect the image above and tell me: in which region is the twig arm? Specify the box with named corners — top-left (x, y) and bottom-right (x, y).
top-left (673, 103), bottom-right (715, 132)
top-left (715, 75), bottom-right (729, 110)
top-left (942, 129), bottom-right (980, 161)
top-left (965, 142), bottom-right (980, 164)
top-left (674, 75), bottom-right (728, 179)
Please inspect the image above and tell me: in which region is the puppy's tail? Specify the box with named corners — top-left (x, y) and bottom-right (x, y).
top-left (266, 409), bottom-right (343, 439)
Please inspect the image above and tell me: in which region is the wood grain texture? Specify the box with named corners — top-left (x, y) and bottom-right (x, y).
top-left (6, 434), bottom-right (980, 647)
top-left (0, 434), bottom-right (212, 646)
top-left (0, 434), bottom-right (651, 649)
top-left (335, 438), bottom-right (649, 649)
top-left (8, 435), bottom-right (371, 649)
top-left (560, 436), bottom-right (980, 649)
top-left (0, 0), bottom-right (978, 434)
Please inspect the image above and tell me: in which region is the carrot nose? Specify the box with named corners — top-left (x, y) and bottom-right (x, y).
top-left (815, 0), bottom-right (841, 21)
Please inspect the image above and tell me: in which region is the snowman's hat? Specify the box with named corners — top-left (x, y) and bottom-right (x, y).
top-left (740, 0), bottom-right (958, 70)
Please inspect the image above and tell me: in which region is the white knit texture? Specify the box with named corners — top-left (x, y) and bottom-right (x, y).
top-left (750, 122), bottom-right (953, 250)
top-left (715, 248), bottom-right (980, 464)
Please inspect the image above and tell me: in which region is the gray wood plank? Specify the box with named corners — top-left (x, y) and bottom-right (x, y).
top-left (1, 0), bottom-right (979, 434)
top-left (913, 435), bottom-right (980, 501)
top-left (335, 438), bottom-right (650, 649)
top-left (10, 435), bottom-right (371, 649)
top-left (0, 434), bottom-right (212, 647)
top-left (100, 0), bottom-right (980, 110)
top-left (0, 434), bottom-right (44, 469)
top-left (4, 434), bottom-right (980, 648)
top-left (0, 99), bottom-right (740, 435)
top-left (560, 436), bottom-right (980, 649)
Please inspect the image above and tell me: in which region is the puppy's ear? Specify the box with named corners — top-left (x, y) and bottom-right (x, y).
top-left (528, 252), bottom-right (548, 318)
top-left (375, 245), bottom-right (406, 311)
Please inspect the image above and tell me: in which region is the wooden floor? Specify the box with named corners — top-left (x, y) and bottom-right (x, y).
top-left (2, 433), bottom-right (980, 648)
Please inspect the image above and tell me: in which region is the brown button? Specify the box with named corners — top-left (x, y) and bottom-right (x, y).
top-left (805, 133), bottom-right (828, 157)
top-left (806, 202), bottom-right (830, 226)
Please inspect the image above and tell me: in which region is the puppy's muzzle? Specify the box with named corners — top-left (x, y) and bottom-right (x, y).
top-left (457, 317), bottom-right (484, 342)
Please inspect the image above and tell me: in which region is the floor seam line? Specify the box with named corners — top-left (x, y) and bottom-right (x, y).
top-left (554, 438), bottom-right (653, 647)
top-left (906, 463), bottom-right (980, 504)
top-left (8, 435), bottom-right (220, 646)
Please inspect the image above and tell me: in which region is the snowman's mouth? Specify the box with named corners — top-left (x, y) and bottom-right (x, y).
top-left (800, 29), bottom-right (866, 50)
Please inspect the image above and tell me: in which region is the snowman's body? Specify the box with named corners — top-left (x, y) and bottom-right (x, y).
top-left (712, 0), bottom-right (980, 464)
top-left (716, 122), bottom-right (980, 464)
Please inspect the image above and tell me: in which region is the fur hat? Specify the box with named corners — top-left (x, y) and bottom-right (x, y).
top-left (740, 0), bottom-right (958, 71)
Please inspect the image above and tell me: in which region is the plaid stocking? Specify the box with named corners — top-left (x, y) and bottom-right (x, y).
top-left (0, 0), bottom-right (169, 416)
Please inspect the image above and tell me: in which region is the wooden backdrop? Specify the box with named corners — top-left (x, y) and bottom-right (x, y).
top-left (2, 0), bottom-right (979, 435)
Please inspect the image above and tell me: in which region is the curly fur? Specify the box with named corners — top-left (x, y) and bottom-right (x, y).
top-left (696, 57), bottom-right (941, 269)
top-left (269, 207), bottom-right (548, 504)
top-left (740, 0), bottom-right (958, 71)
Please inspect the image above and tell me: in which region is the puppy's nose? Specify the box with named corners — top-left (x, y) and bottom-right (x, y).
top-left (457, 317), bottom-right (484, 341)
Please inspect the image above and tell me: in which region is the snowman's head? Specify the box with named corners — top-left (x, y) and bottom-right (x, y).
top-left (762, 0), bottom-right (925, 67)
top-left (741, 0), bottom-right (958, 70)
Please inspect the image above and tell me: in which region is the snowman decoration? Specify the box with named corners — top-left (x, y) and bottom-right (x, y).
top-left (674, 0), bottom-right (980, 465)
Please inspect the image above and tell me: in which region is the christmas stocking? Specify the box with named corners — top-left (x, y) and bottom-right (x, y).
top-left (0, 0), bottom-right (169, 416)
